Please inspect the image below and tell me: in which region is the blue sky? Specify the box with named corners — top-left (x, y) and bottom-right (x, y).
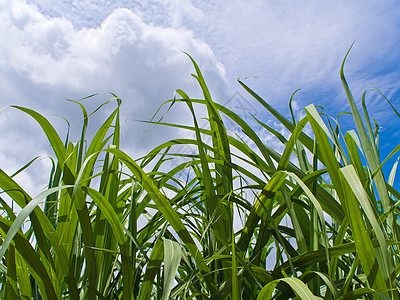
top-left (1, 0), bottom-right (400, 194)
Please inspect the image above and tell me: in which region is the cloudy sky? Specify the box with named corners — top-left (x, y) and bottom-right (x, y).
top-left (1, 0), bottom-right (400, 194)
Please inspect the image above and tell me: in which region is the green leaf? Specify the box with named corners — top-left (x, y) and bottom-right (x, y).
top-left (138, 238), bottom-right (164, 300)
top-left (0, 185), bottom-right (74, 262)
top-left (257, 277), bottom-right (318, 300)
top-left (105, 147), bottom-right (217, 293)
top-left (339, 165), bottom-right (388, 292)
top-left (162, 239), bottom-right (182, 300)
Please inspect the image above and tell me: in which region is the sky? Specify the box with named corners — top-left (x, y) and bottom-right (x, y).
top-left (1, 0), bottom-right (400, 195)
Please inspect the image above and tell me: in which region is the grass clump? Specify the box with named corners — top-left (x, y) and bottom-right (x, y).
top-left (0, 52), bottom-right (400, 299)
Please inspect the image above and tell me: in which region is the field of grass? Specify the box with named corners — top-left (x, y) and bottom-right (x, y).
top-left (1, 51), bottom-right (400, 299)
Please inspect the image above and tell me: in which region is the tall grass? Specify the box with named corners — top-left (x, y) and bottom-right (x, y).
top-left (0, 51), bottom-right (399, 299)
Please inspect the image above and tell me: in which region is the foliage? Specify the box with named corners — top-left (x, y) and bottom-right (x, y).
top-left (0, 51), bottom-right (400, 299)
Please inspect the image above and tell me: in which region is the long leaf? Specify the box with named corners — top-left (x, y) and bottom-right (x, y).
top-left (162, 239), bottom-right (182, 300)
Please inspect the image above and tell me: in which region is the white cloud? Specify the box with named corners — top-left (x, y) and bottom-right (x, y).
top-left (1, 0), bottom-right (400, 196)
top-left (154, 0), bottom-right (204, 28)
top-left (0, 0), bottom-right (227, 195)
top-left (1, 2), bottom-right (224, 92)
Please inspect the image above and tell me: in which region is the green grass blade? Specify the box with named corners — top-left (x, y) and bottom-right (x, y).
top-left (138, 238), bottom-right (164, 300)
top-left (238, 79), bottom-right (315, 152)
top-left (0, 218), bottom-right (58, 299)
top-left (0, 185), bottom-right (73, 264)
top-left (305, 104), bottom-right (345, 201)
top-left (162, 239), bottom-right (182, 300)
top-left (12, 106), bottom-right (66, 165)
top-left (82, 186), bottom-right (126, 245)
top-left (339, 165), bottom-right (388, 292)
top-left (105, 147), bottom-right (217, 293)
top-left (340, 47), bottom-right (391, 216)
top-left (0, 169), bottom-right (79, 298)
top-left (340, 165), bottom-right (390, 284)
top-left (277, 117), bottom-right (309, 171)
top-left (257, 277), bottom-right (318, 299)
top-left (6, 244), bottom-right (18, 299)
top-left (15, 250), bottom-right (32, 299)
top-left (300, 271), bottom-right (340, 298)
top-left (337, 287), bottom-right (376, 300)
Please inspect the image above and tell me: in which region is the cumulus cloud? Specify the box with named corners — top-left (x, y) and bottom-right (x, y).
top-left (2, 0), bottom-right (400, 196)
top-left (28, 0), bottom-right (204, 30)
top-left (0, 0), bottom-right (227, 195)
top-left (24, 0), bottom-right (400, 112)
top-left (1, 1), bottom-right (225, 96)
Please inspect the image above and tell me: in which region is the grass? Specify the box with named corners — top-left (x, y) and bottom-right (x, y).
top-left (0, 51), bottom-right (400, 299)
